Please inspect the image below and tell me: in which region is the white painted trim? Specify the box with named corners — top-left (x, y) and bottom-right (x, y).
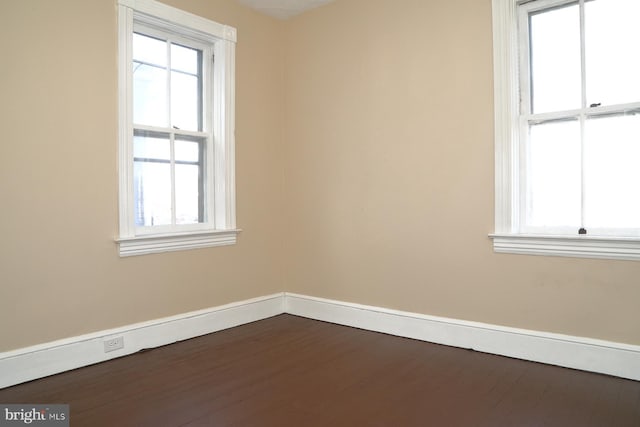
top-left (212, 38), bottom-right (237, 229)
top-left (0, 293), bottom-right (283, 389)
top-left (490, 233), bottom-right (640, 261)
top-left (118, 0), bottom-right (236, 42)
top-left (116, 0), bottom-right (237, 256)
top-left (116, 229), bottom-right (241, 257)
top-left (284, 293), bottom-right (640, 381)
top-left (117, 4), bottom-right (135, 238)
top-left (491, 0), bottom-right (640, 261)
top-left (3, 292), bottom-right (639, 389)
top-left (492, 0), bottom-right (520, 235)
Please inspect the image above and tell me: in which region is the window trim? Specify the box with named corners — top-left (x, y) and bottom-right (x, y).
top-left (117, 0), bottom-right (239, 257)
top-left (490, 0), bottom-right (640, 261)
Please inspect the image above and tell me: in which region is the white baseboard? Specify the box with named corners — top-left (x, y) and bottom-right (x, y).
top-left (2, 291), bottom-right (639, 389)
top-left (0, 293), bottom-right (284, 389)
top-left (284, 293), bottom-right (640, 382)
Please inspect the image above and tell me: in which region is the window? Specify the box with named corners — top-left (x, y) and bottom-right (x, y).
top-left (491, 0), bottom-right (640, 260)
top-left (117, 0), bottom-right (238, 257)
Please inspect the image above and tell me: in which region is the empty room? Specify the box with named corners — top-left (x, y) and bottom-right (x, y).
top-left (1, 0), bottom-right (639, 425)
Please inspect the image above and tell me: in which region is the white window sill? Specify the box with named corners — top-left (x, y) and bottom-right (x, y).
top-left (116, 229), bottom-right (241, 257)
top-left (489, 234), bottom-right (640, 261)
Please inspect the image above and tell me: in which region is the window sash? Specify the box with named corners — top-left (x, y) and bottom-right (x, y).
top-left (127, 22), bottom-right (216, 235)
top-left (516, 0), bottom-right (640, 237)
top-left (132, 129), bottom-right (207, 232)
top-left (132, 24), bottom-right (209, 132)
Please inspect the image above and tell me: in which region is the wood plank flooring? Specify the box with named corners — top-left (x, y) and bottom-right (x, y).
top-left (1, 314), bottom-right (639, 426)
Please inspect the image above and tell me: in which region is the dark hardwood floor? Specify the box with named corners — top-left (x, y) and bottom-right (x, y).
top-left (1, 314), bottom-right (639, 426)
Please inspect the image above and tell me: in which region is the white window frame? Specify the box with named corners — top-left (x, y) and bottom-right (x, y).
top-left (116, 0), bottom-right (239, 257)
top-left (490, 0), bottom-right (640, 261)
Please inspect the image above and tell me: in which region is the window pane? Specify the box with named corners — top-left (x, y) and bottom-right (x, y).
top-left (133, 33), bottom-right (166, 67)
top-left (530, 4), bottom-right (581, 113)
top-left (585, 0), bottom-right (640, 107)
top-left (526, 120), bottom-right (581, 228)
top-left (175, 138), bottom-right (201, 163)
top-left (134, 161), bottom-right (172, 227)
top-left (133, 133), bottom-right (170, 160)
top-left (585, 114), bottom-right (640, 229)
top-left (171, 71), bottom-right (200, 131)
top-left (133, 62), bottom-right (167, 127)
top-left (175, 164), bottom-right (201, 224)
top-left (171, 43), bottom-right (199, 74)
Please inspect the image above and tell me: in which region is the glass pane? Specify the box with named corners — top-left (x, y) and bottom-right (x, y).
top-left (171, 71), bottom-right (200, 131)
top-left (530, 4), bottom-right (581, 113)
top-left (171, 43), bottom-right (199, 74)
top-left (175, 164), bottom-right (201, 224)
top-left (585, 0), bottom-right (640, 107)
top-left (175, 139), bottom-right (201, 163)
top-left (133, 33), bottom-right (167, 67)
top-left (134, 161), bottom-right (172, 227)
top-left (526, 120), bottom-right (581, 228)
top-left (133, 63), bottom-right (167, 127)
top-left (585, 114), bottom-right (640, 229)
top-left (133, 133), bottom-right (170, 160)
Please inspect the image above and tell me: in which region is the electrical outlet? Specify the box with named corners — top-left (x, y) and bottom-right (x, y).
top-left (103, 336), bottom-right (124, 353)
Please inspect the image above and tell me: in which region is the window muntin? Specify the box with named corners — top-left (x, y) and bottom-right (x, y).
top-left (518, 0), bottom-right (640, 237)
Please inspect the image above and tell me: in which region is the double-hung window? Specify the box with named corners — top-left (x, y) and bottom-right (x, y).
top-left (491, 0), bottom-right (640, 260)
top-left (117, 0), bottom-right (238, 256)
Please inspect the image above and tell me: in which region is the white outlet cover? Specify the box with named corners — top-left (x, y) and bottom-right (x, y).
top-left (237, 0), bottom-right (336, 19)
top-left (103, 337), bottom-right (124, 353)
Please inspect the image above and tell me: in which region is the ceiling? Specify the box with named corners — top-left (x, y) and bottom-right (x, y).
top-left (237, 0), bottom-right (337, 19)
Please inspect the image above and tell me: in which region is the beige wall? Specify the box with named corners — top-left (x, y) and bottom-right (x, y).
top-left (2, 0), bottom-right (639, 354)
top-left (0, 0), bottom-right (285, 351)
top-left (284, 0), bottom-right (640, 345)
